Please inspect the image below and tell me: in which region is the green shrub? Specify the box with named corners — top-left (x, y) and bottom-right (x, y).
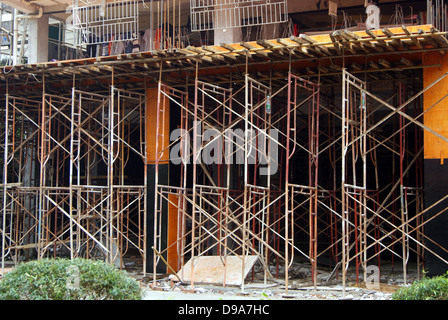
top-left (392, 273), bottom-right (448, 300)
top-left (0, 258), bottom-right (143, 300)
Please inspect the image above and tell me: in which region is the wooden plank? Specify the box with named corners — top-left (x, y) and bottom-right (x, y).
top-left (178, 255), bottom-right (259, 285)
top-left (400, 57), bottom-right (414, 66)
top-left (299, 33), bottom-right (317, 43)
top-left (240, 41), bottom-right (260, 50)
top-left (382, 27), bottom-right (409, 50)
top-left (378, 59), bottom-right (391, 68)
top-left (202, 45), bottom-right (240, 62)
top-left (255, 40), bottom-right (288, 59)
top-left (402, 25), bottom-right (423, 49)
top-left (219, 43), bottom-right (237, 52)
top-left (329, 32), bottom-right (342, 54)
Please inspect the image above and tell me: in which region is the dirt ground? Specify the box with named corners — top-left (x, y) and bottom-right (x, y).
top-left (132, 260), bottom-right (417, 300)
top-left (140, 281), bottom-right (395, 300)
top-left (1, 257), bottom-right (415, 300)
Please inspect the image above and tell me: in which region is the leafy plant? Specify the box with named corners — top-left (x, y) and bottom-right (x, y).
top-left (0, 258), bottom-right (143, 300)
top-left (392, 272), bottom-right (448, 300)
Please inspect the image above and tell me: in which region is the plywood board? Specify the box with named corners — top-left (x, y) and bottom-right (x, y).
top-left (178, 255), bottom-right (259, 286)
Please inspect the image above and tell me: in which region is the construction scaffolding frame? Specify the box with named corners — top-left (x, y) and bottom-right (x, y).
top-left (339, 69), bottom-right (448, 292)
top-left (150, 64), bottom-right (448, 294)
top-left (3, 25), bottom-right (448, 296)
top-left (1, 81), bottom-right (147, 275)
top-left (153, 71), bottom-right (324, 292)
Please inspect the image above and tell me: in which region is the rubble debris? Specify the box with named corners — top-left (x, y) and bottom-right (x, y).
top-left (137, 260), bottom-right (420, 300)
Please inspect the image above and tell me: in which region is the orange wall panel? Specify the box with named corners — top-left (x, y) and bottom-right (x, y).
top-left (146, 87), bottom-right (170, 164)
top-left (167, 193), bottom-right (179, 271)
top-left (423, 52), bottom-right (448, 160)
top-left (146, 87), bottom-right (179, 271)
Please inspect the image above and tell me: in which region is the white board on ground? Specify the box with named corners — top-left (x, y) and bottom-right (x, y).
top-left (178, 255), bottom-right (259, 286)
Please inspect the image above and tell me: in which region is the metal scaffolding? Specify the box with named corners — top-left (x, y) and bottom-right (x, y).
top-left (1, 82), bottom-right (147, 274)
top-left (339, 69), bottom-right (448, 292)
top-left (3, 23), bottom-right (448, 296)
top-left (152, 71), bottom-right (325, 291)
top-left (150, 64), bottom-right (448, 293)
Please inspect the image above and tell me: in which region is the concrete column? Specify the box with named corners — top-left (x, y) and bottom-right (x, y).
top-left (262, 23), bottom-right (280, 40)
top-left (214, 27), bottom-right (242, 45)
top-left (213, 0), bottom-right (242, 45)
top-left (27, 15), bottom-right (49, 64)
top-left (213, 16), bottom-right (280, 45)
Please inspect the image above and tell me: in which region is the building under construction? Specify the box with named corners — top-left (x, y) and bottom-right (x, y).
top-left (1, 0), bottom-right (448, 294)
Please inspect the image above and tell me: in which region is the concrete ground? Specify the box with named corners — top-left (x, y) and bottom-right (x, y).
top-left (141, 281), bottom-right (395, 300)
top-left (143, 288), bottom-right (278, 300)
top-left (137, 261), bottom-right (410, 300)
